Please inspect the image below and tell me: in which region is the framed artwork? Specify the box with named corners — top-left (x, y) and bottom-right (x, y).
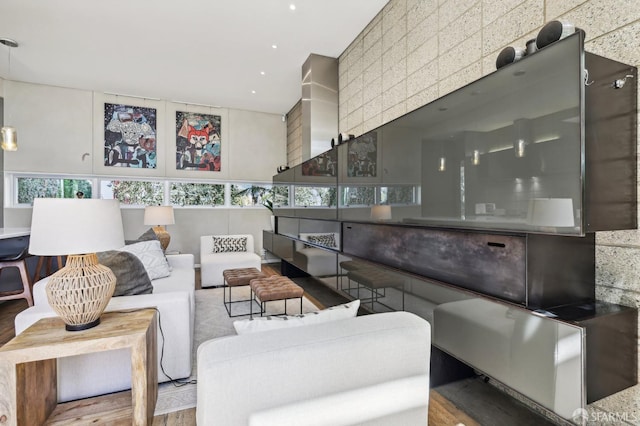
top-left (104, 103), bottom-right (157, 168)
top-left (301, 149), bottom-right (337, 177)
top-left (347, 132), bottom-right (377, 177)
top-left (176, 111), bottom-right (221, 171)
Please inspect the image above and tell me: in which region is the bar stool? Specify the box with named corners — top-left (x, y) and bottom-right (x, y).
top-left (34, 255), bottom-right (65, 282)
top-left (0, 246), bottom-right (34, 307)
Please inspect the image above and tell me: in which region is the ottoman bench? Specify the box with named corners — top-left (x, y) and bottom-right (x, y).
top-left (223, 267), bottom-right (265, 317)
top-left (348, 267), bottom-right (405, 312)
top-left (339, 259), bottom-right (371, 292)
top-left (249, 275), bottom-right (304, 317)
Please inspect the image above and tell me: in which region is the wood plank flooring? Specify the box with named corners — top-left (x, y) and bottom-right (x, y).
top-left (0, 265), bottom-right (497, 426)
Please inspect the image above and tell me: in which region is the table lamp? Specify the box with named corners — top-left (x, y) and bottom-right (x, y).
top-left (371, 205), bottom-right (392, 221)
top-left (144, 205), bottom-right (175, 251)
top-left (29, 199), bottom-right (125, 331)
top-left (528, 198), bottom-right (575, 230)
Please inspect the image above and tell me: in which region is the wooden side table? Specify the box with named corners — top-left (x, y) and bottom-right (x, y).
top-left (0, 309), bottom-right (157, 425)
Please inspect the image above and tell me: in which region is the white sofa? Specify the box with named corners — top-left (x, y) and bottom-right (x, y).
top-left (200, 234), bottom-right (261, 287)
top-left (197, 311), bottom-right (431, 425)
top-left (14, 253), bottom-right (195, 403)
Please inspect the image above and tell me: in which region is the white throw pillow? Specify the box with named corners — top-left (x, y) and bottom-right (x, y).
top-left (119, 240), bottom-right (171, 280)
top-left (233, 299), bottom-right (360, 335)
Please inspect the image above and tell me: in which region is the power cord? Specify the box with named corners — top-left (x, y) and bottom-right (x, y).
top-left (121, 307), bottom-right (197, 387)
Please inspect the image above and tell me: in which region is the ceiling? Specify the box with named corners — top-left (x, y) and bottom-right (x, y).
top-left (0, 0), bottom-right (388, 115)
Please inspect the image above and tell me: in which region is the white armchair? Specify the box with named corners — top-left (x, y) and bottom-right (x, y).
top-left (200, 234), bottom-right (262, 287)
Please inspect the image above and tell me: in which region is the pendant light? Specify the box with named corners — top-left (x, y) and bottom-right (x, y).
top-left (472, 149), bottom-right (481, 166)
top-left (0, 126), bottom-right (17, 151)
top-left (1, 37), bottom-right (19, 151)
top-left (438, 156), bottom-right (446, 172)
top-left (513, 118), bottom-right (531, 158)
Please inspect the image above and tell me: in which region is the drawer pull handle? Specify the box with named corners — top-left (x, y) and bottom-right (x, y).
top-left (487, 242), bottom-right (505, 248)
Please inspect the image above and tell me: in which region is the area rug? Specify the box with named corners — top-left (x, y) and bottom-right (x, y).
top-left (154, 286), bottom-right (322, 415)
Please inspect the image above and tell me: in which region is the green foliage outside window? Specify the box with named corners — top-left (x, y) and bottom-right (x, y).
top-left (272, 185), bottom-right (289, 207)
top-left (108, 180), bottom-right (163, 206)
top-left (341, 186), bottom-right (375, 206)
top-left (231, 184), bottom-right (289, 212)
top-left (17, 178), bottom-right (92, 204)
top-left (231, 184), bottom-right (290, 210)
top-left (170, 182), bottom-right (224, 206)
top-left (337, 185), bottom-right (416, 206)
top-left (16, 176), bottom-right (351, 209)
top-left (380, 186), bottom-right (416, 204)
top-left (294, 186), bottom-right (336, 207)
top-left (232, 184), bottom-right (267, 207)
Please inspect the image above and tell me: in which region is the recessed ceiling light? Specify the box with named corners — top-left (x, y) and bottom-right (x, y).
top-left (260, 71), bottom-right (266, 75)
top-left (272, 44), bottom-right (278, 49)
top-left (289, 4), bottom-right (296, 10)
top-left (251, 90), bottom-right (256, 94)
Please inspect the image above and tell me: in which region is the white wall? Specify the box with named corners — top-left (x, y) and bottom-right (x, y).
top-left (2, 80), bottom-right (286, 263)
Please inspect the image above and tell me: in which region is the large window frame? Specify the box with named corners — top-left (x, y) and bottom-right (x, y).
top-left (6, 173), bottom-right (277, 209)
top-left (8, 173), bottom-right (415, 210)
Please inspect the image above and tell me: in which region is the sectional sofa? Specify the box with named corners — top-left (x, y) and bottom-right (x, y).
top-left (14, 253), bottom-right (195, 402)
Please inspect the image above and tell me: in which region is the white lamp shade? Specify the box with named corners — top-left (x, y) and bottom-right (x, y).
top-left (529, 198), bottom-right (575, 227)
top-left (29, 199), bottom-right (125, 255)
top-left (144, 206), bottom-right (175, 226)
top-left (371, 205), bottom-right (392, 221)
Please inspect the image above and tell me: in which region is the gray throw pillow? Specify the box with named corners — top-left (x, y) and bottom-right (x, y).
top-left (97, 250), bottom-right (153, 296)
top-left (125, 228), bottom-right (158, 245)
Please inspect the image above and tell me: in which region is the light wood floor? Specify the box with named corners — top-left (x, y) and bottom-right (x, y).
top-left (0, 265), bottom-right (480, 426)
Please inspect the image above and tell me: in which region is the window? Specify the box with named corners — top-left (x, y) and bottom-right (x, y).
top-left (170, 182), bottom-right (224, 206)
top-left (17, 177), bottom-right (93, 204)
top-left (100, 180), bottom-right (163, 206)
top-left (11, 173), bottom-right (284, 209)
top-left (294, 186), bottom-right (336, 207)
top-left (340, 186), bottom-right (376, 207)
top-left (380, 185), bottom-right (417, 205)
top-left (272, 184), bottom-right (290, 207)
top-left (231, 184), bottom-right (272, 207)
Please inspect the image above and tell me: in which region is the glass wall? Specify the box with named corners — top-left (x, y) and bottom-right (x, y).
top-left (342, 32), bottom-right (583, 234)
top-left (276, 32), bottom-right (636, 236)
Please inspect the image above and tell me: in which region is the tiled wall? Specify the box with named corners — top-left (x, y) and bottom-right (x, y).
top-left (338, 0), bottom-right (640, 417)
top-left (286, 99), bottom-right (302, 167)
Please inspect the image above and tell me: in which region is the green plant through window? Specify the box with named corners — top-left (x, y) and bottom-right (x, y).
top-left (231, 184), bottom-right (290, 210)
top-left (17, 178), bottom-right (93, 204)
top-left (170, 182), bottom-right (224, 206)
top-left (104, 180), bottom-right (163, 206)
top-left (341, 186), bottom-right (375, 206)
top-left (232, 184), bottom-right (269, 207)
top-left (294, 186), bottom-right (336, 207)
top-left (15, 175), bottom-right (295, 208)
top-left (380, 185), bottom-right (416, 204)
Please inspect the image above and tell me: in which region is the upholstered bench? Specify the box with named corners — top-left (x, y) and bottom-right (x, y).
top-left (348, 267), bottom-right (405, 312)
top-left (339, 259), bottom-right (371, 292)
top-left (249, 275), bottom-right (304, 317)
top-left (223, 267), bottom-right (266, 317)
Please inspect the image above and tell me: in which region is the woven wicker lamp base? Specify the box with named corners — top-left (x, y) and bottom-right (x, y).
top-left (45, 253), bottom-right (116, 331)
top-left (152, 226), bottom-right (171, 251)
